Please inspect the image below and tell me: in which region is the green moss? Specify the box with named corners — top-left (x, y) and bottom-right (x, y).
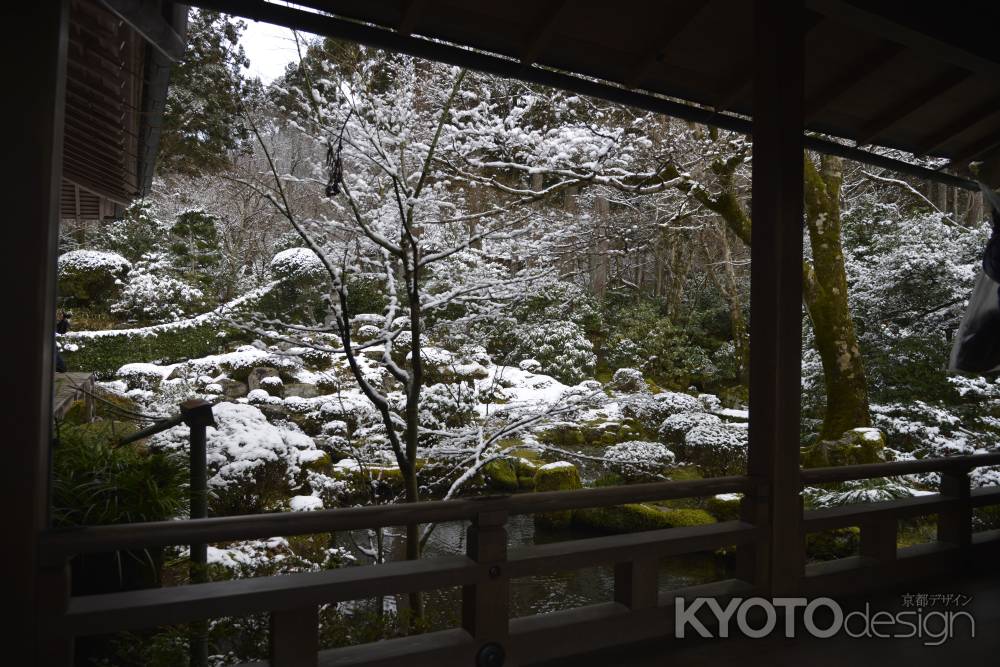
top-left (805, 527), bottom-right (860, 561)
top-left (61, 318), bottom-right (248, 379)
top-left (973, 504), bottom-right (1000, 531)
top-left (801, 428), bottom-right (885, 468)
top-left (302, 452), bottom-right (332, 471)
top-left (534, 463), bottom-right (582, 529)
top-left (62, 400), bottom-right (90, 425)
top-left (704, 495), bottom-right (742, 522)
top-left (482, 459), bottom-right (519, 493)
top-left (573, 504), bottom-right (716, 534)
top-left (536, 424), bottom-right (586, 448)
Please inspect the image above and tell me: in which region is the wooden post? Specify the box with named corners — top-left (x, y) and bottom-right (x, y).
top-left (938, 469), bottom-right (972, 548)
top-left (270, 606), bottom-right (319, 667)
top-left (181, 399), bottom-right (215, 667)
top-left (749, 0), bottom-right (805, 596)
top-left (463, 510), bottom-right (509, 667)
top-left (614, 558), bottom-right (659, 610)
top-left (2, 0), bottom-right (68, 663)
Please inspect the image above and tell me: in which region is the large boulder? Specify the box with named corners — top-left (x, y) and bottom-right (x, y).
top-left (534, 462), bottom-right (581, 529)
top-left (216, 378), bottom-right (249, 399)
top-left (801, 428), bottom-right (886, 468)
top-left (284, 382), bottom-right (320, 399)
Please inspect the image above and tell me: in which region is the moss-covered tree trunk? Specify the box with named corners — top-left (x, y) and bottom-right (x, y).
top-left (666, 149), bottom-right (871, 438)
top-left (803, 155), bottom-right (871, 438)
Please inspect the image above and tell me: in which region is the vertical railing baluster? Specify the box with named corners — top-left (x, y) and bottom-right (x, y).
top-left (37, 554), bottom-right (73, 666)
top-left (938, 467), bottom-right (972, 549)
top-left (270, 606), bottom-right (319, 667)
top-left (180, 399), bottom-right (214, 667)
top-left (613, 557), bottom-right (658, 610)
top-left (860, 517), bottom-right (897, 564)
top-left (463, 510), bottom-right (509, 667)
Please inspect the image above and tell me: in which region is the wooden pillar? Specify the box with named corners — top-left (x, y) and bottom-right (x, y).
top-left (1, 0), bottom-right (68, 663)
top-left (748, 0), bottom-right (805, 596)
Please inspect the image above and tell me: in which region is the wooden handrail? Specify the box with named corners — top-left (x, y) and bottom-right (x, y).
top-left (800, 451), bottom-right (1000, 485)
top-left (39, 475), bottom-right (758, 559)
top-left (51, 521), bottom-right (759, 637)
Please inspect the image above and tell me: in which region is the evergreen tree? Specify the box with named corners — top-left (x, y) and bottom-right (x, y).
top-left (158, 10), bottom-right (260, 176)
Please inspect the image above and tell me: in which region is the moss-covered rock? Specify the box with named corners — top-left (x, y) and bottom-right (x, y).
top-left (800, 428), bottom-right (886, 468)
top-left (534, 462), bottom-right (582, 529)
top-left (482, 459), bottom-right (519, 493)
top-left (573, 504), bottom-right (715, 534)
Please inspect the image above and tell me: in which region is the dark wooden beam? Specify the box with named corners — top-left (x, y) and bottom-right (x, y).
top-left (804, 41), bottom-right (903, 120)
top-left (623, 1), bottom-right (707, 88)
top-left (806, 0), bottom-right (1000, 80)
top-left (713, 10), bottom-right (824, 113)
top-left (99, 0), bottom-right (185, 61)
top-left (2, 1), bottom-right (68, 663)
top-left (519, 0), bottom-right (568, 66)
top-left (750, 0), bottom-right (805, 596)
top-left (396, 0), bottom-right (426, 38)
top-left (950, 134), bottom-right (1000, 171)
top-left (855, 67), bottom-right (971, 147)
top-left (914, 93), bottom-right (1000, 157)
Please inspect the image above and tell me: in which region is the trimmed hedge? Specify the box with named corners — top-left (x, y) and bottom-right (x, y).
top-left (57, 284), bottom-right (275, 378)
top-left (59, 318), bottom-right (244, 379)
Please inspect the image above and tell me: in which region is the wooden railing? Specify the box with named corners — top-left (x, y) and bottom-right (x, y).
top-left (799, 453), bottom-right (1000, 595)
top-left (38, 453), bottom-right (1000, 666)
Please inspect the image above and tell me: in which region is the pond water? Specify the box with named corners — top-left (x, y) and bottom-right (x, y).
top-left (335, 513), bottom-right (733, 622)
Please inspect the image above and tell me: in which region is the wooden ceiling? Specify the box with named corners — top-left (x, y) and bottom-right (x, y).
top-left (195, 0), bottom-right (1000, 189)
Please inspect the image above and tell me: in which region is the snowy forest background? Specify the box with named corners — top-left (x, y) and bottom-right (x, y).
top-left (53, 12), bottom-right (1000, 665)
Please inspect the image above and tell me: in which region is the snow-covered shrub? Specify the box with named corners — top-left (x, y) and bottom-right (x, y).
top-left (677, 423), bottom-right (747, 477)
top-left (411, 382), bottom-right (479, 440)
top-left (610, 367), bottom-right (646, 393)
top-left (658, 412), bottom-right (722, 444)
top-left (604, 301), bottom-right (711, 389)
top-left (654, 391), bottom-right (704, 417)
top-left (804, 478), bottom-right (913, 508)
top-left (602, 441), bottom-right (675, 480)
top-left (618, 392), bottom-right (665, 430)
top-left (871, 402), bottom-right (977, 458)
top-left (152, 402), bottom-right (320, 515)
top-left (270, 247), bottom-right (326, 282)
top-left (95, 201), bottom-right (169, 262)
top-left (519, 358), bottom-right (542, 373)
top-left (259, 376), bottom-right (284, 395)
top-left (116, 363), bottom-right (168, 390)
top-left (845, 210), bottom-right (983, 403)
top-left (263, 247), bottom-right (331, 324)
top-left (111, 255), bottom-right (204, 323)
top-left (57, 249), bottom-right (131, 308)
top-left (509, 320), bottom-right (596, 385)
